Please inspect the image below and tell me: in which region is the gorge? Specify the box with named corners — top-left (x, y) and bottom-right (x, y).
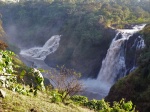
top-left (19, 24), bottom-right (146, 99)
top-left (0, 1), bottom-right (150, 111)
top-left (0, 0), bottom-right (150, 106)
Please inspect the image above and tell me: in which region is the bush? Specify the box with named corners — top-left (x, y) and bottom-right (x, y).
top-left (71, 95), bottom-right (88, 105)
top-left (48, 66), bottom-right (83, 103)
top-left (51, 90), bottom-right (62, 103)
top-left (71, 95), bottom-right (136, 112)
top-left (84, 99), bottom-right (110, 111)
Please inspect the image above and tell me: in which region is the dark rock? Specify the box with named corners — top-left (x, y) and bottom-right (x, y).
top-left (125, 33), bottom-right (143, 74)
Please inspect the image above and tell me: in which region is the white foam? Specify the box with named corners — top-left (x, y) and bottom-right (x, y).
top-left (20, 35), bottom-right (61, 60)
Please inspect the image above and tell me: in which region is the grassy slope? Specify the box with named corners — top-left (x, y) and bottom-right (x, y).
top-left (0, 50), bottom-right (93, 112)
top-left (0, 88), bottom-right (93, 112)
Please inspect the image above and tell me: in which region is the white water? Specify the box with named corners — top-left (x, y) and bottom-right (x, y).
top-left (136, 36), bottom-right (145, 50)
top-left (19, 25), bottom-right (146, 100)
top-left (98, 24), bottom-right (146, 85)
top-left (81, 24), bottom-right (146, 99)
top-left (20, 35), bottom-right (61, 60)
top-left (19, 35), bottom-right (61, 89)
top-left (97, 24), bottom-right (145, 85)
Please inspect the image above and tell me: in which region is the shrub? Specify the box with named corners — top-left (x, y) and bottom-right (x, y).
top-left (71, 95), bottom-right (88, 105)
top-left (70, 95), bottom-right (136, 112)
top-left (48, 65), bottom-right (83, 103)
top-left (51, 90), bottom-right (62, 103)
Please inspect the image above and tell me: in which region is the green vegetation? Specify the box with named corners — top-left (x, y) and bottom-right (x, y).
top-left (0, 0), bottom-right (149, 111)
top-left (0, 88), bottom-right (93, 112)
top-left (0, 0), bottom-right (149, 45)
top-left (0, 43), bottom-right (136, 111)
top-left (48, 66), bottom-right (83, 103)
top-left (0, 0), bottom-right (149, 77)
top-left (106, 24), bottom-right (150, 112)
top-left (71, 95), bottom-right (136, 111)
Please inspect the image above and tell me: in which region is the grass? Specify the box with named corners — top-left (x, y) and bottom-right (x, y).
top-left (0, 88), bottom-right (93, 112)
top-left (0, 54), bottom-right (93, 112)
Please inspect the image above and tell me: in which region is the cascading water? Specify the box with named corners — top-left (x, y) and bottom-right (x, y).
top-left (19, 25), bottom-right (146, 100)
top-left (136, 36), bottom-right (145, 50)
top-left (20, 35), bottom-right (61, 60)
top-left (98, 24), bottom-right (146, 85)
top-left (19, 35), bottom-right (61, 83)
top-left (81, 24), bottom-right (146, 100)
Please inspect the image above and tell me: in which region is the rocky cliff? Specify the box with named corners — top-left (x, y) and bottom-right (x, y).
top-left (45, 27), bottom-right (116, 78)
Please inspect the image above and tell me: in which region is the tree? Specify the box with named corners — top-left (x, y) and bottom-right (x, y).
top-left (48, 66), bottom-right (83, 102)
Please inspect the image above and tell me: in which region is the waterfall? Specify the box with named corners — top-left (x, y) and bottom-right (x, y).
top-left (81, 24), bottom-right (146, 100)
top-left (128, 35), bottom-right (145, 73)
top-left (136, 36), bottom-right (145, 50)
top-left (97, 24), bottom-right (146, 85)
top-left (20, 35), bottom-right (61, 60)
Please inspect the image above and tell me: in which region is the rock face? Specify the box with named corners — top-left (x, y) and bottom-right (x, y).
top-left (45, 27), bottom-right (116, 78)
top-left (125, 33), bottom-right (145, 74)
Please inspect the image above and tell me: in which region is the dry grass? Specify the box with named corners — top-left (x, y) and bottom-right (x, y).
top-left (0, 88), bottom-right (93, 112)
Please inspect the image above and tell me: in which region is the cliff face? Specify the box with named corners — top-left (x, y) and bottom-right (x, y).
top-left (105, 24), bottom-right (150, 112)
top-left (45, 27), bottom-right (116, 78)
top-left (125, 33), bottom-right (145, 74)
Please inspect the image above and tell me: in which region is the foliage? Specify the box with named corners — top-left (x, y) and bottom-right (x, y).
top-left (1, 88), bottom-right (91, 112)
top-left (0, 50), bottom-right (16, 88)
top-left (51, 90), bottom-right (63, 103)
top-left (0, 45), bottom-right (137, 111)
top-left (84, 99), bottom-right (105, 110)
top-left (30, 68), bottom-right (45, 91)
top-left (0, 0), bottom-right (149, 47)
top-left (0, 49), bottom-right (46, 96)
top-left (0, 0), bottom-right (149, 79)
top-left (0, 50), bottom-right (15, 75)
top-left (48, 65), bottom-right (83, 103)
top-left (0, 50), bottom-right (29, 95)
top-left (71, 95), bottom-right (88, 105)
top-left (15, 65), bottom-right (46, 92)
top-left (11, 83), bottom-right (29, 95)
top-left (71, 95), bottom-right (136, 111)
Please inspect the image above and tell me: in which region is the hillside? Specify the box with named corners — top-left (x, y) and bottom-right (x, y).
top-left (0, 88), bottom-right (93, 112)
